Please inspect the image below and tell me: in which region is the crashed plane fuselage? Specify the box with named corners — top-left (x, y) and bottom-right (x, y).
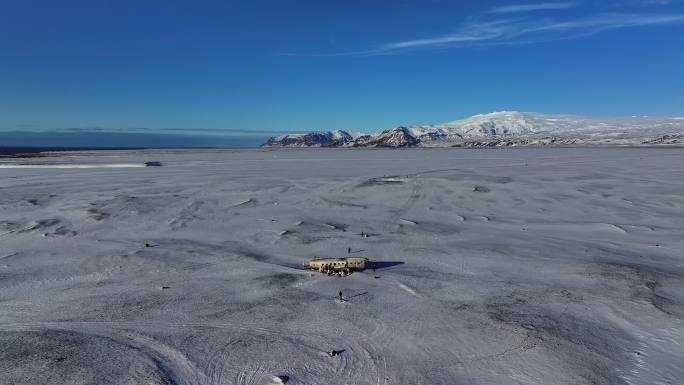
top-left (308, 257), bottom-right (368, 274)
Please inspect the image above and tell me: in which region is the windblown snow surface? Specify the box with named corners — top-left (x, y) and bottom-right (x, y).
top-left (1, 148), bottom-right (683, 385)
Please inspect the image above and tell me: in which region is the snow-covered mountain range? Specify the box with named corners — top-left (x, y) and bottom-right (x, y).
top-left (262, 111), bottom-right (684, 148)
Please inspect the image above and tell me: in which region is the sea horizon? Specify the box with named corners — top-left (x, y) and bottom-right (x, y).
top-left (0, 131), bottom-right (268, 154)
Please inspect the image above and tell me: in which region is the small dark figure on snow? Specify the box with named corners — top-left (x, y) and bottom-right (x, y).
top-left (360, 231), bottom-right (364, 238)
top-left (338, 291), bottom-right (343, 301)
top-left (348, 247), bottom-right (351, 254)
top-left (145, 243), bottom-right (151, 248)
top-left (328, 350), bottom-right (339, 357)
top-left (373, 263), bottom-right (377, 273)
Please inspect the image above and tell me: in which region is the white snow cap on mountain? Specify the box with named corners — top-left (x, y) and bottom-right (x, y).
top-left (406, 111), bottom-right (684, 142)
top-left (435, 111), bottom-right (540, 136)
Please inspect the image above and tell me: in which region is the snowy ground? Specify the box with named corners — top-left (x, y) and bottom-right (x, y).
top-left (1, 148), bottom-right (683, 385)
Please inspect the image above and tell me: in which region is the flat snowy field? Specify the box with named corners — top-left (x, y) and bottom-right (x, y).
top-left (1, 148), bottom-right (683, 385)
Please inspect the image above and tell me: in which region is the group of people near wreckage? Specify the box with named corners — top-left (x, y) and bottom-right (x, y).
top-left (320, 264), bottom-right (352, 277)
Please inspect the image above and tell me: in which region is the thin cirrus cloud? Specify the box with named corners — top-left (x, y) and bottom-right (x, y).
top-left (489, 2), bottom-right (578, 14)
top-left (287, 2), bottom-right (684, 56)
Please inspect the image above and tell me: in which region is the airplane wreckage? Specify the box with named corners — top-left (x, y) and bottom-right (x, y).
top-left (307, 256), bottom-right (369, 276)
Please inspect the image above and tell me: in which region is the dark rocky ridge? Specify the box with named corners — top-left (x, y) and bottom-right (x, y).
top-left (351, 127), bottom-right (419, 148)
top-left (262, 131), bottom-right (354, 147)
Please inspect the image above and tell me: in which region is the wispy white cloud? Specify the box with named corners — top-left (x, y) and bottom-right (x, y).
top-left (490, 2), bottom-right (578, 14)
top-left (380, 20), bottom-right (515, 50)
top-left (284, 3), bottom-right (684, 56)
top-left (522, 13), bottom-right (684, 34)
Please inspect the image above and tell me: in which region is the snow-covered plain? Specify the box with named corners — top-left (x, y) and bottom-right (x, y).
top-left (1, 148), bottom-right (683, 385)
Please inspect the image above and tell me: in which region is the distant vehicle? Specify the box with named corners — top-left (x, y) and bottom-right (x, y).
top-left (145, 161), bottom-right (163, 167)
top-left (308, 257), bottom-right (368, 276)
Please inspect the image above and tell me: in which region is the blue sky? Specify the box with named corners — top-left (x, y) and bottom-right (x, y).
top-left (1, 0), bottom-right (683, 139)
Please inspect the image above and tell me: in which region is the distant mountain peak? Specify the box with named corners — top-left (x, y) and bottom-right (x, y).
top-left (263, 130), bottom-right (354, 147)
top-left (352, 127), bottom-right (419, 148)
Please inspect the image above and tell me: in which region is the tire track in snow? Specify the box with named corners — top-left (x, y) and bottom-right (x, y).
top-left (0, 321), bottom-right (205, 385)
top-left (0, 319), bottom-right (387, 385)
top-left (383, 176), bottom-right (422, 234)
